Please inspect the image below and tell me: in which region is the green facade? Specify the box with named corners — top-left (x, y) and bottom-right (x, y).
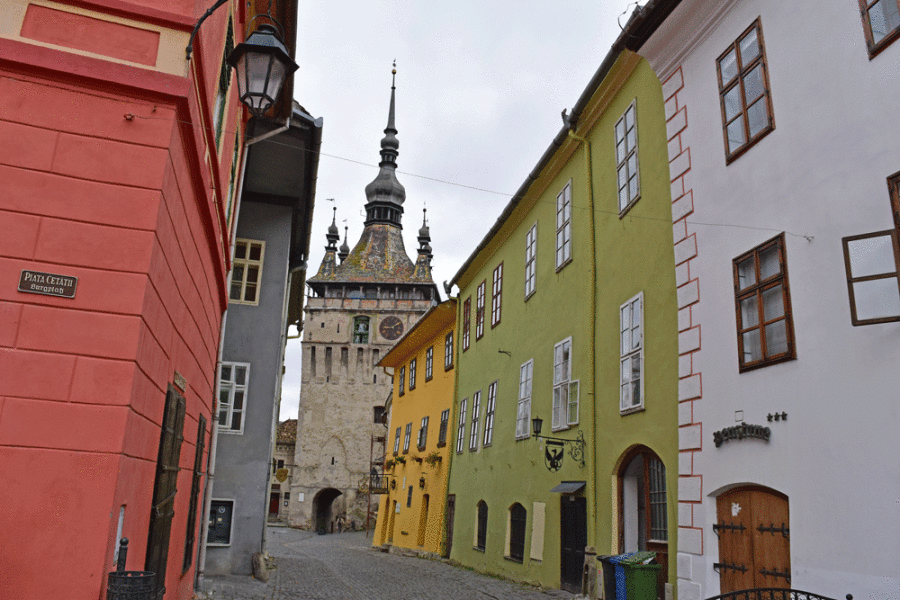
top-left (446, 53), bottom-right (679, 594)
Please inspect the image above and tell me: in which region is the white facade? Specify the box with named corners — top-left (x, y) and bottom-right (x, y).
top-left (641, 1), bottom-right (900, 599)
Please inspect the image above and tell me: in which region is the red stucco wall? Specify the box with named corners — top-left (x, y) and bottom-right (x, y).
top-left (0, 3), bottom-right (242, 595)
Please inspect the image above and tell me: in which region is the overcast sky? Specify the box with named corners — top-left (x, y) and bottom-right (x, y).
top-left (280, 0), bottom-right (645, 420)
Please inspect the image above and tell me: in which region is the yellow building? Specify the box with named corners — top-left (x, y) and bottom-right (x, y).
top-left (372, 299), bottom-right (456, 555)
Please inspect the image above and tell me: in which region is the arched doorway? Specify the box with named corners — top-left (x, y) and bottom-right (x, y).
top-left (715, 486), bottom-right (790, 594)
top-left (617, 446), bottom-right (668, 598)
top-left (312, 488), bottom-right (342, 534)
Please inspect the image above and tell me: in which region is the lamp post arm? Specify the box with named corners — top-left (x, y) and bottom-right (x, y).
top-left (186, 0), bottom-right (230, 60)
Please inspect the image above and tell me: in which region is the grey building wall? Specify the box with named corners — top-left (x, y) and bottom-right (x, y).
top-left (206, 201), bottom-right (292, 576)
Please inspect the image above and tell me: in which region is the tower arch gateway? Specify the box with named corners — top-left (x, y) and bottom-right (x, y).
top-left (289, 67), bottom-right (439, 530)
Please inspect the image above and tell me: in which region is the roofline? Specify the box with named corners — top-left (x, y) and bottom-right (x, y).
top-left (448, 0), bottom-right (681, 288)
top-left (377, 298), bottom-right (457, 367)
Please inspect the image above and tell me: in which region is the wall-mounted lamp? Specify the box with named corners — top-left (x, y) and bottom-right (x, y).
top-left (418, 475), bottom-right (426, 489)
top-left (531, 416), bottom-right (585, 472)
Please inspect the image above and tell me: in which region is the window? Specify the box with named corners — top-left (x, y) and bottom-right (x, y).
top-left (438, 409), bottom-right (450, 447)
top-left (393, 426), bottom-right (401, 455)
top-left (620, 293), bottom-right (644, 412)
top-left (483, 381), bottom-right (497, 447)
top-left (207, 499), bottom-right (234, 546)
top-left (476, 501), bottom-right (488, 551)
top-left (462, 298), bottom-right (471, 351)
top-left (525, 223), bottom-right (537, 298)
top-left (213, 17), bottom-right (234, 148)
top-left (444, 332), bottom-right (454, 370)
top-left (276, 459), bottom-right (284, 470)
top-left (842, 230), bottom-right (900, 325)
top-left (491, 263), bottom-right (503, 327)
top-left (374, 406), bottom-right (386, 424)
top-left (353, 316), bottom-right (370, 343)
top-left (615, 101), bottom-right (640, 215)
top-left (219, 363), bottom-right (249, 433)
top-left (417, 416), bottom-right (429, 450)
top-left (399, 366), bottom-right (405, 396)
top-left (409, 359), bottom-right (417, 390)
top-left (556, 182), bottom-right (572, 269)
top-left (858, 0), bottom-right (900, 57)
top-left (407, 485), bottom-right (413, 508)
top-left (229, 240), bottom-right (265, 305)
top-left (508, 503), bottom-right (527, 563)
top-left (469, 390), bottom-right (482, 451)
top-left (456, 398), bottom-right (467, 454)
top-left (516, 360), bottom-right (533, 439)
top-left (403, 423), bottom-right (412, 453)
top-left (182, 415), bottom-right (206, 573)
top-left (475, 281), bottom-right (486, 340)
top-left (717, 19), bottom-right (774, 163)
top-left (552, 338), bottom-right (572, 430)
top-left (733, 234), bottom-right (795, 371)
top-left (425, 346), bottom-right (434, 381)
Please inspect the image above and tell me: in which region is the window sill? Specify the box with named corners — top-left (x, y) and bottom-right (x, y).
top-left (555, 257), bottom-right (572, 273)
top-left (524, 289), bottom-right (535, 302)
top-left (436, 441), bottom-right (447, 448)
top-left (724, 125), bottom-right (774, 165)
top-left (218, 428), bottom-right (244, 435)
top-left (444, 363), bottom-right (454, 371)
top-left (515, 434), bottom-right (531, 441)
top-left (867, 27), bottom-right (900, 59)
top-left (618, 196), bottom-right (641, 219)
top-left (417, 445), bottom-right (426, 452)
top-left (620, 405), bottom-right (645, 416)
top-left (738, 353), bottom-right (795, 373)
top-left (425, 376), bottom-right (433, 383)
top-left (402, 449), bottom-right (410, 455)
top-left (206, 542), bottom-right (232, 547)
top-left (473, 547), bottom-right (485, 553)
top-left (504, 555), bottom-right (524, 564)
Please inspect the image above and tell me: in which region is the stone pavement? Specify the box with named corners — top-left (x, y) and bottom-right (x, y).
top-left (199, 526), bottom-right (579, 600)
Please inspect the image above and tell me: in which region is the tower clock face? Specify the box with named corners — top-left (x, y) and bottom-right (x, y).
top-left (379, 316), bottom-right (404, 341)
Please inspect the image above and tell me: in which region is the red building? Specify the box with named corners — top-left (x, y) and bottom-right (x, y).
top-left (0, 0), bottom-right (298, 598)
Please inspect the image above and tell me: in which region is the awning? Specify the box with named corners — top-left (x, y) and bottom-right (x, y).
top-left (550, 481), bottom-right (586, 494)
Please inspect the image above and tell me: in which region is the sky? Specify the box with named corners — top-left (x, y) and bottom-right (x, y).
top-left (279, 0), bottom-right (645, 420)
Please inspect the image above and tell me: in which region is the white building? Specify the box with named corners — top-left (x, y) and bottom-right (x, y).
top-left (636, 0), bottom-right (900, 598)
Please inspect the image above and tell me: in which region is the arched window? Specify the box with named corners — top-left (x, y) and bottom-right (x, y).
top-left (508, 503), bottom-right (527, 562)
top-left (353, 316), bottom-right (370, 343)
top-left (475, 500), bottom-right (488, 551)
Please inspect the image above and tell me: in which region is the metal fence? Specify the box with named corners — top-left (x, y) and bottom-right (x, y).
top-left (705, 589), bottom-right (852, 600)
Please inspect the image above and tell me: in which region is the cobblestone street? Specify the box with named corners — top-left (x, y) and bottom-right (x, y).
top-left (200, 526), bottom-right (579, 600)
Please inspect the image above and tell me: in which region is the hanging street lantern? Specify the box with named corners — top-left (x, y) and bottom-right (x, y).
top-left (226, 24), bottom-right (299, 119)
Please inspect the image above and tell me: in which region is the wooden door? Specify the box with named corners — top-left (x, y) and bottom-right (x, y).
top-left (716, 487), bottom-right (790, 593)
top-left (269, 492), bottom-right (280, 516)
top-left (387, 500), bottom-right (396, 543)
top-left (444, 494), bottom-right (455, 558)
top-left (560, 496), bottom-right (587, 593)
top-left (417, 494), bottom-right (429, 547)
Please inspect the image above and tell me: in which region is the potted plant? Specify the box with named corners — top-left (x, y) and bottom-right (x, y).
top-left (395, 455), bottom-right (406, 465)
top-left (384, 458), bottom-right (395, 470)
top-left (412, 453), bottom-right (423, 463)
top-left (423, 451), bottom-right (442, 466)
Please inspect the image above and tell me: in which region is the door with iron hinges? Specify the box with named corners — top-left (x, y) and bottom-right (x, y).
top-left (715, 486), bottom-right (790, 594)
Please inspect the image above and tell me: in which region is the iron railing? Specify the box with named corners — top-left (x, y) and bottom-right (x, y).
top-left (706, 589), bottom-right (852, 600)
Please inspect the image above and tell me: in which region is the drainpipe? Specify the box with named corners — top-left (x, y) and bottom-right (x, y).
top-left (566, 128), bottom-right (598, 549)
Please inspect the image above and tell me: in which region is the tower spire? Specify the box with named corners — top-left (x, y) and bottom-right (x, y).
top-left (363, 62), bottom-right (406, 228)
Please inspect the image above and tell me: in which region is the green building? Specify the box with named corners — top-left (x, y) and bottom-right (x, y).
top-left (445, 46), bottom-right (679, 596)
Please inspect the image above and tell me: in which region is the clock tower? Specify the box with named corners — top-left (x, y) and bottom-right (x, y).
top-left (289, 68), bottom-right (438, 530)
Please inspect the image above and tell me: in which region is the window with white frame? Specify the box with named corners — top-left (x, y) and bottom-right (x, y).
top-left (456, 398), bottom-right (467, 454)
top-left (556, 182), bottom-right (572, 269)
top-left (403, 422), bottom-right (412, 453)
top-left (425, 347), bottom-right (434, 381)
top-left (491, 264), bottom-right (503, 327)
top-left (620, 293), bottom-right (644, 412)
top-left (552, 339), bottom-right (572, 429)
top-left (417, 416), bottom-right (429, 449)
top-left (229, 240), bottom-right (265, 305)
top-left (525, 223), bottom-right (537, 298)
top-left (469, 390), bottom-right (481, 451)
top-left (393, 426), bottom-right (401, 455)
top-left (409, 359), bottom-right (417, 390)
top-left (476, 282), bottom-right (486, 340)
top-left (516, 360), bottom-right (533, 439)
top-left (483, 381), bottom-right (497, 446)
top-left (444, 331), bottom-right (454, 369)
top-left (615, 101), bottom-right (640, 215)
top-left (218, 363), bottom-right (249, 433)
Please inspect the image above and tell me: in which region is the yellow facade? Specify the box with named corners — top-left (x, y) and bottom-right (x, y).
top-left (372, 299), bottom-right (456, 555)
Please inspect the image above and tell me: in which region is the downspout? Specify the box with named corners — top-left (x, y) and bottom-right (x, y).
top-left (443, 291), bottom-right (461, 558)
top-left (566, 128), bottom-right (598, 548)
